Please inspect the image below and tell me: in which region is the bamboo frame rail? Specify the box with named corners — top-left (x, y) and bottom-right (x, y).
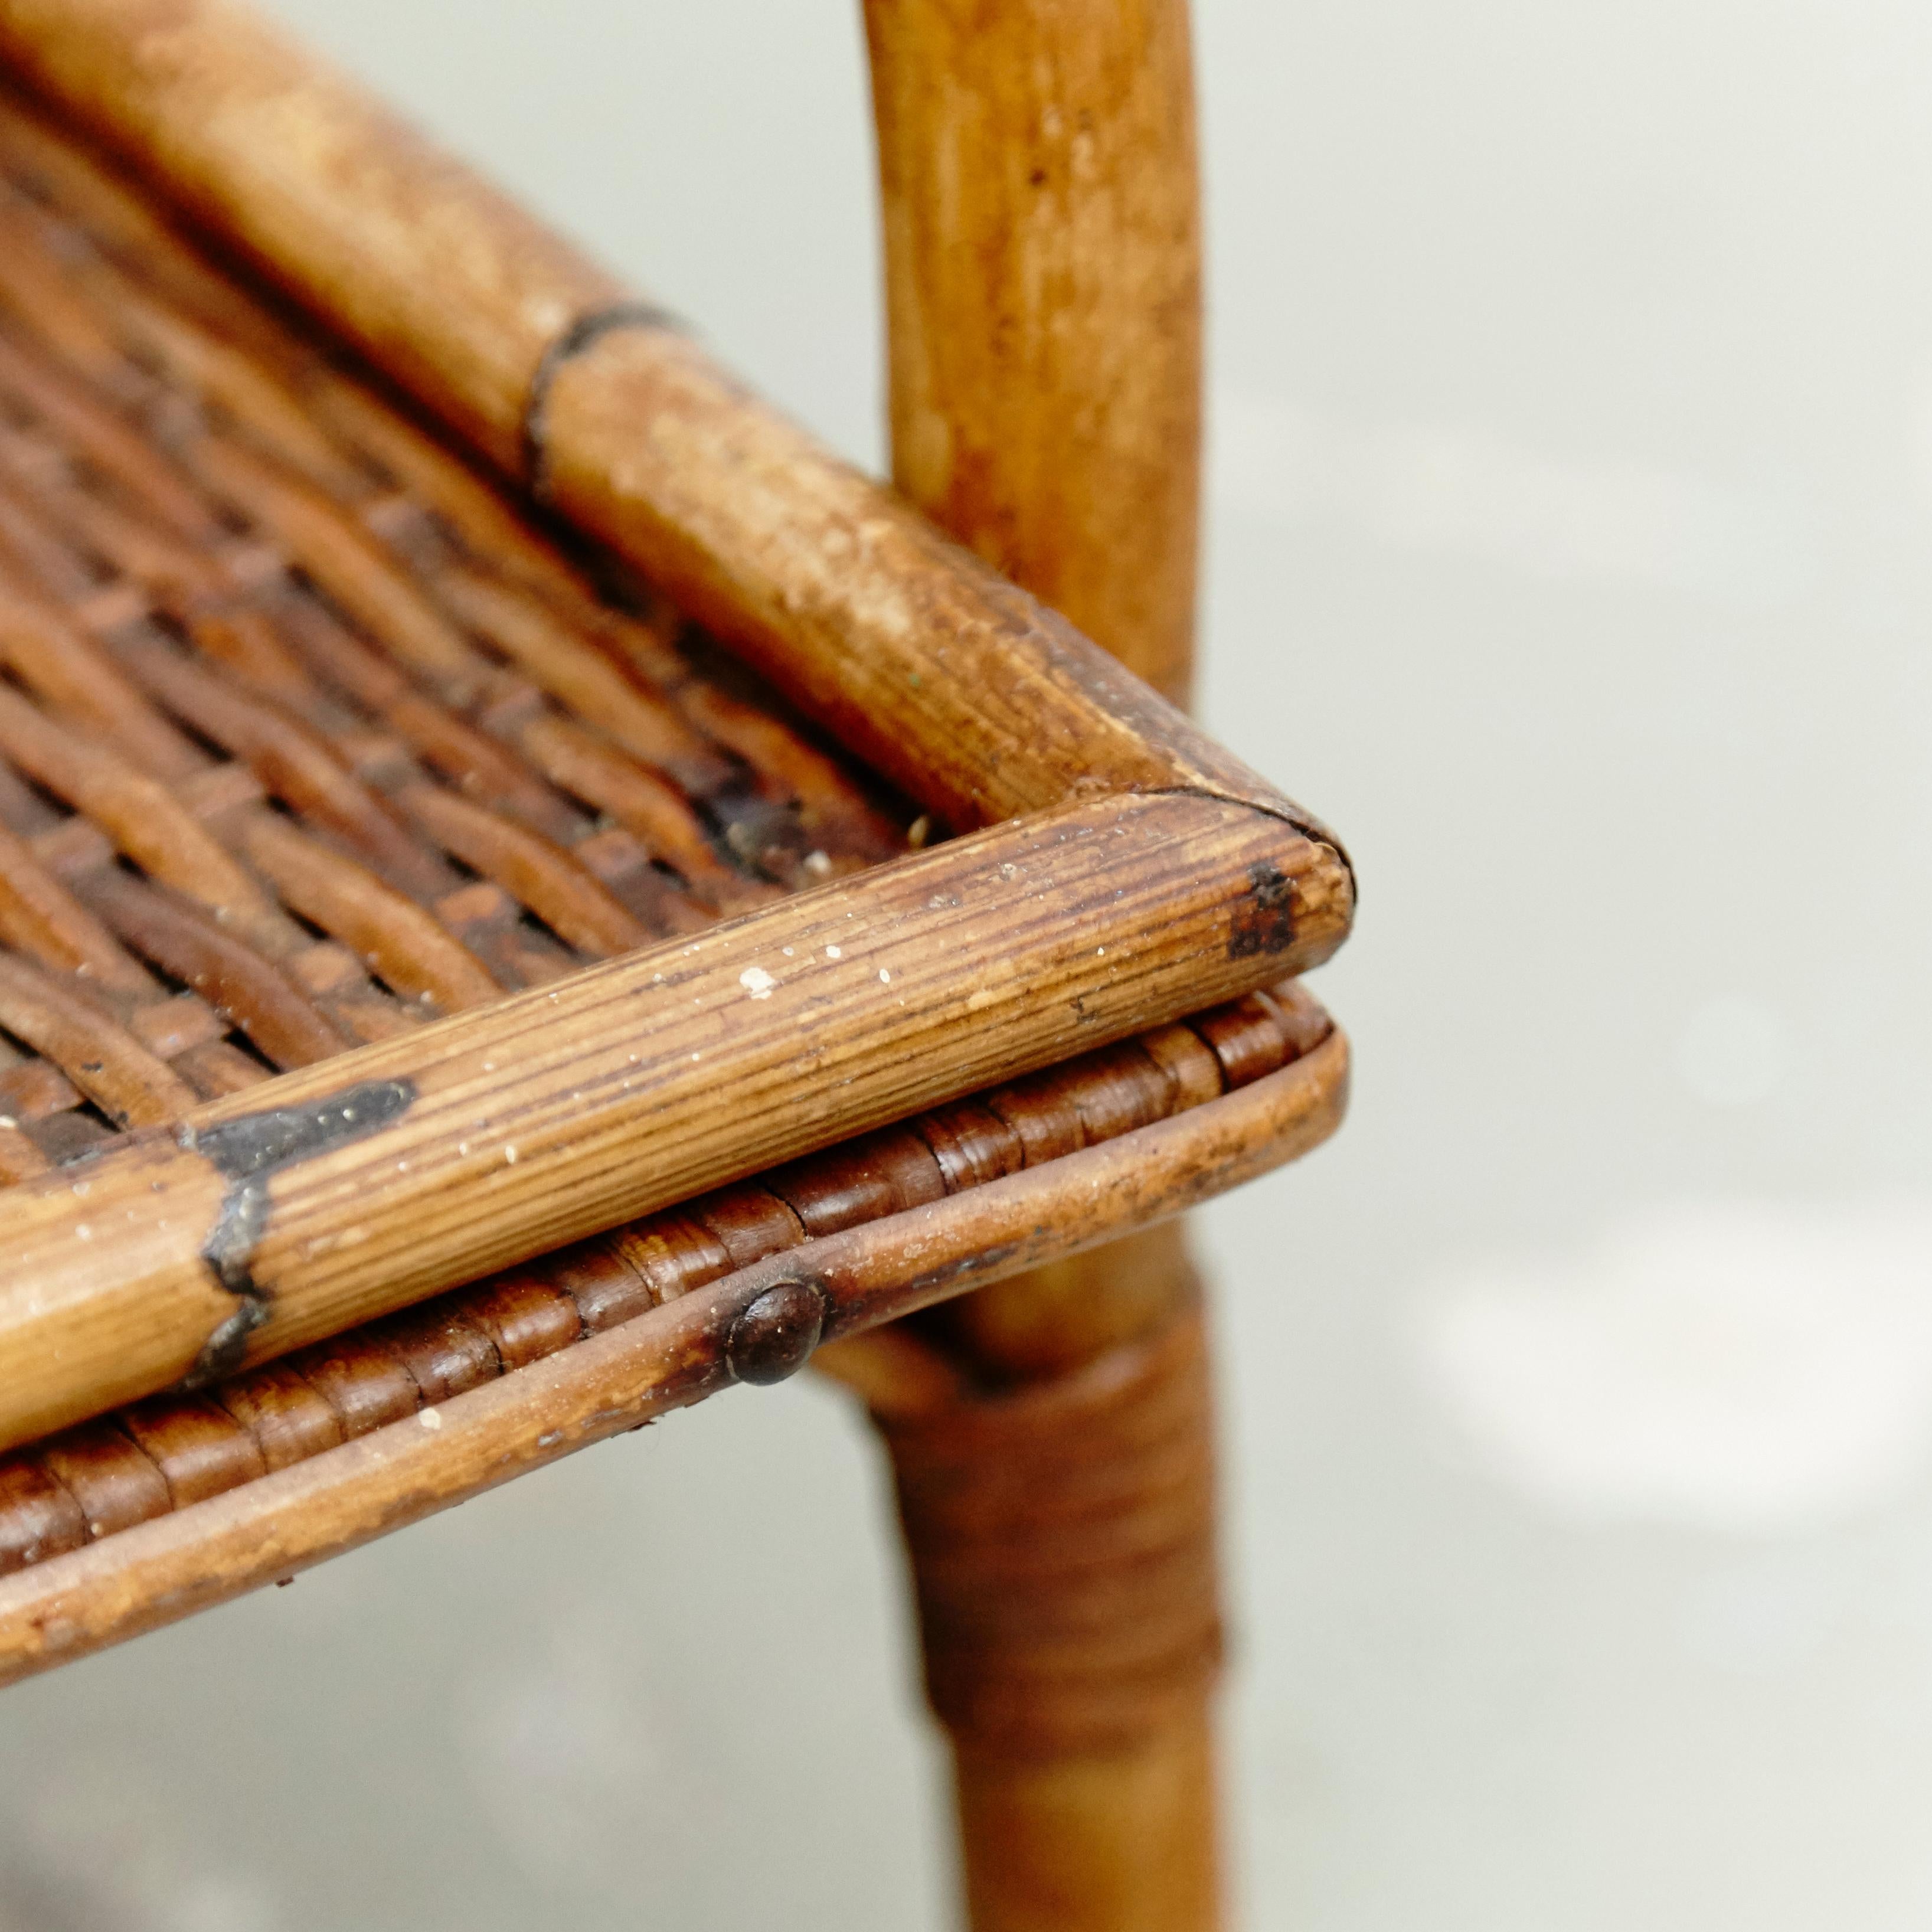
top-left (0, 986), bottom-right (1329, 1576)
top-left (0, 0), bottom-right (1323, 840)
top-left (0, 0), bottom-right (1351, 1463)
top-left (0, 1021), bottom-right (1345, 1686)
top-left (0, 791), bottom-right (1346, 1453)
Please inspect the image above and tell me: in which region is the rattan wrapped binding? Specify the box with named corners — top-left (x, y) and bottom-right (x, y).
top-left (878, 1303), bottom-right (1221, 1761)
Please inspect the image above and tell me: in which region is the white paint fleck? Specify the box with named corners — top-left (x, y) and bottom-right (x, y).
top-left (504, 1146), bottom-right (519, 1166)
top-left (420, 1407), bottom-right (443, 1431)
top-left (739, 966), bottom-right (778, 1001)
top-left (878, 969), bottom-right (892, 983)
top-left (825, 944), bottom-right (842, 960)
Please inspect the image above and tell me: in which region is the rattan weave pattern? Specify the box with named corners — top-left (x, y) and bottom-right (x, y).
top-left (0, 87), bottom-right (913, 1179)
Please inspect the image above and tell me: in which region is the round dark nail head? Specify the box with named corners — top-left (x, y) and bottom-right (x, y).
top-left (728, 1279), bottom-right (825, 1385)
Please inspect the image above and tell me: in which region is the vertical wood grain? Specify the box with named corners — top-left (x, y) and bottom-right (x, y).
top-left (864, 0), bottom-right (1202, 704)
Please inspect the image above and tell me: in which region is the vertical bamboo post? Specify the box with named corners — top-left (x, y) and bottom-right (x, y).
top-left (862, 0), bottom-right (1201, 707)
top-left (860, 4), bottom-right (1219, 1926)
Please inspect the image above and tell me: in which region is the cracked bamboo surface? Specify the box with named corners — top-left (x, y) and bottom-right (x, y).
top-left (0, 788), bottom-right (1344, 1453)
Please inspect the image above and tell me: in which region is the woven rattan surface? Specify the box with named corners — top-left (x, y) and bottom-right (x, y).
top-left (0, 87), bottom-right (914, 1179)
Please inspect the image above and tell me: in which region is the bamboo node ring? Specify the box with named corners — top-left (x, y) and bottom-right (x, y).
top-left (520, 300), bottom-right (687, 500)
top-left (176, 1077), bottom-right (419, 1385)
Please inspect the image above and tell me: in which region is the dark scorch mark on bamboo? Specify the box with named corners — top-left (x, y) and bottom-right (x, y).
top-left (1227, 860), bottom-right (1297, 959)
top-left (177, 1078), bottom-right (417, 1385)
top-left (521, 300), bottom-right (685, 498)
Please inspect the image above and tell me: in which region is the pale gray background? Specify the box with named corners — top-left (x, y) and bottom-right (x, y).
top-left (6, 1), bottom-right (1932, 1926)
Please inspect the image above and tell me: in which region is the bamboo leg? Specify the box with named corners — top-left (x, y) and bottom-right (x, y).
top-left (953, 1712), bottom-right (1220, 1932)
top-left (878, 1234), bottom-right (1222, 1932)
top-left (861, 4), bottom-right (1219, 1924)
top-left (861, 0), bottom-right (1202, 707)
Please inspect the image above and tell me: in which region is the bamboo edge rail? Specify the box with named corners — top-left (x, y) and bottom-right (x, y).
top-left (0, 790), bottom-right (1347, 1453)
top-left (0, 0), bottom-right (1343, 851)
top-left (0, 1023), bottom-right (1346, 1686)
top-left (0, 982), bottom-right (1330, 1575)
